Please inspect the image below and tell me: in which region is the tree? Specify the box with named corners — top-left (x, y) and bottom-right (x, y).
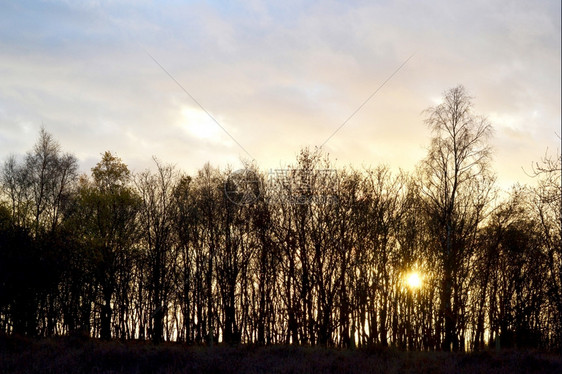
top-left (0, 129), bottom-right (78, 336)
top-left (0, 127), bottom-right (78, 236)
top-left (192, 163), bottom-right (223, 346)
top-left (135, 158), bottom-right (178, 343)
top-left (78, 151), bottom-right (139, 340)
top-left (171, 173), bottom-right (194, 342)
top-left (420, 86), bottom-right (495, 351)
top-left (529, 148), bottom-right (562, 350)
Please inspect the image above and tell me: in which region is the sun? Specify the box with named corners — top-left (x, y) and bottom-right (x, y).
top-left (406, 271), bottom-right (422, 289)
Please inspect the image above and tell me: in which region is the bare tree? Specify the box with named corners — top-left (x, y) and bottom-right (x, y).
top-left (135, 159), bottom-right (179, 343)
top-left (529, 147), bottom-right (562, 350)
top-left (420, 86), bottom-right (495, 351)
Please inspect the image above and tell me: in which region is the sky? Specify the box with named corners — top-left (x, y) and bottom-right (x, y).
top-left (0, 0), bottom-right (560, 189)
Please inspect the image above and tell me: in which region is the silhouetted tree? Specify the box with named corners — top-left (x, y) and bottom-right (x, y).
top-left (0, 129), bottom-right (78, 336)
top-left (1, 113), bottom-right (559, 352)
top-left (529, 149), bottom-right (562, 350)
top-left (419, 86), bottom-right (495, 351)
top-left (77, 151), bottom-right (139, 340)
top-left (135, 159), bottom-right (178, 343)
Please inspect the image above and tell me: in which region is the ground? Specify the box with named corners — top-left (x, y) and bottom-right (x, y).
top-left (1, 335), bottom-right (561, 374)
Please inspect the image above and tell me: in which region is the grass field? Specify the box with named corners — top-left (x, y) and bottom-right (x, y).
top-left (1, 334), bottom-right (561, 374)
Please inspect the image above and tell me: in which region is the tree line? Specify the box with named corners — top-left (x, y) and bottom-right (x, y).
top-left (0, 86), bottom-right (560, 351)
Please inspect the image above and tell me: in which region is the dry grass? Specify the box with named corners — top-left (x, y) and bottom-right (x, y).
top-left (1, 334), bottom-right (560, 374)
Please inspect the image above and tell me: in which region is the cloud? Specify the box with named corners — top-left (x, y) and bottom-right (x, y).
top-left (0, 0), bottom-right (559, 188)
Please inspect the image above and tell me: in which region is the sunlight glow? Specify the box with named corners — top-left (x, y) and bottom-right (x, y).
top-left (180, 107), bottom-right (222, 140)
top-left (406, 271), bottom-right (422, 290)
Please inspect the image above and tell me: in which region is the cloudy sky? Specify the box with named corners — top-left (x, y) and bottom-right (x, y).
top-left (1, 0), bottom-right (560, 188)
